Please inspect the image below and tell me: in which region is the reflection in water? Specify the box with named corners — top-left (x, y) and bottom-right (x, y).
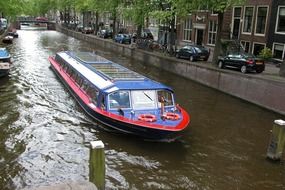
top-left (0, 30), bottom-right (284, 190)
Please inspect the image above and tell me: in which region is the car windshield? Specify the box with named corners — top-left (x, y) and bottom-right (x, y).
top-left (194, 47), bottom-right (202, 53)
top-left (243, 53), bottom-right (255, 59)
top-left (182, 46), bottom-right (191, 50)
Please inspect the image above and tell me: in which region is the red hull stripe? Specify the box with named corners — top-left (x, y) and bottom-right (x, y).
top-left (49, 57), bottom-right (190, 132)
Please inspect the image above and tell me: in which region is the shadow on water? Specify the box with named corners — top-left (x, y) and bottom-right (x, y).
top-left (0, 75), bottom-right (9, 86)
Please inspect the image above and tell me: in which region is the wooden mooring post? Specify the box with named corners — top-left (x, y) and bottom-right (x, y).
top-left (89, 141), bottom-right (105, 190)
top-left (267, 119), bottom-right (285, 161)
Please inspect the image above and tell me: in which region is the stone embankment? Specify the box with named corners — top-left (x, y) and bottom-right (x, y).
top-left (56, 25), bottom-right (285, 116)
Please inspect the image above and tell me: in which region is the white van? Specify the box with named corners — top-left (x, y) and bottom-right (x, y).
top-left (0, 18), bottom-right (7, 29)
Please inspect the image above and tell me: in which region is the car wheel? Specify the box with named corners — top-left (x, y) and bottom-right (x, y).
top-left (241, 65), bottom-right (247, 73)
top-left (256, 69), bottom-right (263, 73)
top-left (189, 56), bottom-right (194, 62)
top-left (175, 53), bottom-right (180, 59)
top-left (218, 60), bottom-right (224, 69)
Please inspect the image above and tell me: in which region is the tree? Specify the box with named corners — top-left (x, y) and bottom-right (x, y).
top-left (0, 0), bottom-right (27, 19)
top-left (122, 0), bottom-right (153, 36)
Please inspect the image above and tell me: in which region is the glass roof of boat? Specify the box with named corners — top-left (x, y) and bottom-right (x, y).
top-left (70, 51), bottom-right (145, 81)
top-left (73, 51), bottom-right (110, 63)
top-left (90, 62), bottom-right (145, 81)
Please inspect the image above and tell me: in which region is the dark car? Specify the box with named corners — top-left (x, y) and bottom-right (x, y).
top-left (75, 24), bottom-right (84, 32)
top-left (114, 34), bottom-right (131, 44)
top-left (175, 45), bottom-right (210, 62)
top-left (35, 17), bottom-right (48, 21)
top-left (217, 52), bottom-right (265, 73)
top-left (142, 29), bottom-right (154, 40)
top-left (98, 29), bottom-right (113, 38)
top-left (82, 27), bottom-right (94, 34)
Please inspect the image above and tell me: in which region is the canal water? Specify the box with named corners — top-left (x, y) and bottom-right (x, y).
top-left (0, 30), bottom-right (284, 190)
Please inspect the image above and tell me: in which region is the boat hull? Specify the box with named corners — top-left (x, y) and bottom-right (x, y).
top-left (50, 62), bottom-right (188, 141)
top-left (0, 69), bottom-right (10, 77)
top-left (0, 62), bottom-right (11, 77)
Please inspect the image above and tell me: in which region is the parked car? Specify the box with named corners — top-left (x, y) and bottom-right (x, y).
top-left (142, 29), bottom-right (154, 40)
top-left (75, 24), bottom-right (84, 32)
top-left (98, 29), bottom-right (113, 38)
top-left (114, 34), bottom-right (131, 44)
top-left (175, 45), bottom-right (210, 61)
top-left (82, 27), bottom-right (94, 34)
top-left (0, 18), bottom-right (7, 29)
top-left (35, 17), bottom-right (48, 21)
top-left (217, 52), bottom-right (265, 73)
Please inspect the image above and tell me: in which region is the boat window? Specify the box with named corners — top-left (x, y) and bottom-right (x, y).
top-left (81, 80), bottom-right (89, 93)
top-left (108, 91), bottom-right (131, 109)
top-left (131, 90), bottom-right (156, 110)
top-left (100, 96), bottom-right (106, 110)
top-left (66, 67), bottom-right (72, 76)
top-left (87, 88), bottom-right (98, 105)
top-left (70, 69), bottom-right (76, 79)
top-left (157, 90), bottom-right (174, 107)
top-left (63, 64), bottom-right (68, 72)
top-left (75, 74), bottom-right (83, 86)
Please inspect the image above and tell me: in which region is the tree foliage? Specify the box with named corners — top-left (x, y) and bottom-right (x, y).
top-left (0, 0), bottom-right (27, 19)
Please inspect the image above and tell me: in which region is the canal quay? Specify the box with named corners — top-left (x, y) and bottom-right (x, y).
top-left (0, 29), bottom-right (285, 190)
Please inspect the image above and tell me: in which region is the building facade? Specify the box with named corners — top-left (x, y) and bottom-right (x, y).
top-left (232, 0), bottom-right (273, 56)
top-left (176, 10), bottom-right (232, 61)
top-left (267, 0), bottom-right (285, 61)
top-left (176, 0), bottom-right (285, 61)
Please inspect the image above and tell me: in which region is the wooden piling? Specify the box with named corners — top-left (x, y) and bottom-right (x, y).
top-left (89, 141), bottom-right (105, 190)
top-left (267, 119), bottom-right (285, 161)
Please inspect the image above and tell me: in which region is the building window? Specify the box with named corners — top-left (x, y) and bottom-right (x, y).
top-left (243, 7), bottom-right (254, 34)
top-left (252, 43), bottom-right (265, 56)
top-left (232, 7), bottom-right (242, 39)
top-left (183, 17), bottom-right (192, 41)
top-left (255, 6), bottom-right (268, 35)
top-left (208, 20), bottom-right (217, 45)
top-left (240, 41), bottom-right (250, 53)
top-left (276, 6), bottom-right (285, 33)
top-left (273, 43), bottom-right (285, 60)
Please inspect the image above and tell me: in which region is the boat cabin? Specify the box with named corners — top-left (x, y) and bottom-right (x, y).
top-left (54, 51), bottom-right (177, 118)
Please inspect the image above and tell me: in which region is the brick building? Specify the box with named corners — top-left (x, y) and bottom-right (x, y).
top-left (176, 10), bottom-right (231, 48)
top-left (176, 0), bottom-right (285, 61)
top-left (233, 0), bottom-right (273, 55)
top-left (267, 0), bottom-right (285, 61)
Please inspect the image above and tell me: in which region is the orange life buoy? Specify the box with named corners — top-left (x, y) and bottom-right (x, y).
top-left (164, 112), bottom-right (180, 121)
top-left (138, 114), bottom-right (157, 122)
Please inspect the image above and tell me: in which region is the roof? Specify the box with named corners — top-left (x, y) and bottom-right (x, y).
top-left (61, 51), bottom-right (173, 92)
top-left (58, 52), bottom-right (114, 90)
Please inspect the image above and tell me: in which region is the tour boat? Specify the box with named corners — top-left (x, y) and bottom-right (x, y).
top-left (49, 51), bottom-right (190, 141)
top-left (0, 48), bottom-right (11, 77)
